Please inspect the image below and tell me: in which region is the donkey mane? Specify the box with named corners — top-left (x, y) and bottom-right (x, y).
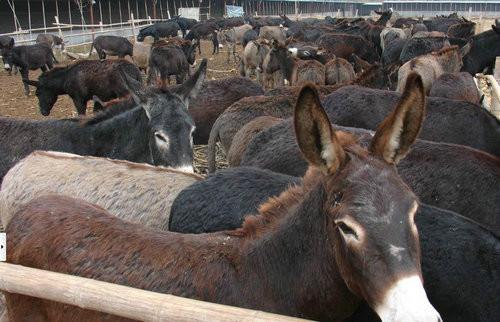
top-left (38, 65), bottom-right (70, 81)
top-left (432, 45), bottom-right (459, 56)
top-left (231, 132), bottom-right (359, 239)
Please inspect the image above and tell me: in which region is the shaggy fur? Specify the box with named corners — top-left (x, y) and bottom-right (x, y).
top-left (207, 95), bottom-right (296, 172)
top-left (0, 151), bottom-right (201, 230)
top-left (227, 116), bottom-right (283, 166)
top-left (429, 72), bottom-right (481, 104)
top-left (169, 167), bottom-right (499, 322)
top-left (321, 85), bottom-right (499, 155)
top-left (170, 167), bottom-right (301, 233)
top-left (240, 121), bottom-right (500, 233)
top-left (170, 76), bottom-right (264, 144)
top-left (4, 80), bottom-right (436, 320)
top-left (325, 57), bottom-right (356, 85)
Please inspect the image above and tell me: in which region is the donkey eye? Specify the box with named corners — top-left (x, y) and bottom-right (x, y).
top-left (337, 222), bottom-right (358, 239)
top-left (155, 133), bottom-right (168, 142)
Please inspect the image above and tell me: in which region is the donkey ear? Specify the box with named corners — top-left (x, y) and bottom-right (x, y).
top-left (23, 79), bottom-right (39, 87)
top-left (370, 72), bottom-right (426, 164)
top-left (173, 58), bottom-right (207, 109)
top-left (294, 84), bottom-right (345, 174)
top-left (118, 67), bottom-right (145, 104)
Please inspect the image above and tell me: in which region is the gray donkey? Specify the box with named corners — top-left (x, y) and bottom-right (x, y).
top-left (397, 44), bottom-right (471, 94)
top-left (0, 59), bottom-right (207, 183)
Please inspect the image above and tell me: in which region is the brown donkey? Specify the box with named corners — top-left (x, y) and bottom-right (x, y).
top-left (4, 73), bottom-right (441, 322)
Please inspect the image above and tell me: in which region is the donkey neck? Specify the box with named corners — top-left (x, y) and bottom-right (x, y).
top-left (231, 170), bottom-right (360, 320)
top-left (43, 70), bottom-right (68, 94)
top-left (89, 107), bottom-right (151, 163)
top-left (435, 52), bottom-right (460, 72)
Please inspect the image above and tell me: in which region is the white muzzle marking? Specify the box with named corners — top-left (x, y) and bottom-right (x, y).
top-left (288, 47), bottom-right (298, 57)
top-left (4, 63), bottom-right (10, 70)
top-left (375, 275), bottom-right (441, 322)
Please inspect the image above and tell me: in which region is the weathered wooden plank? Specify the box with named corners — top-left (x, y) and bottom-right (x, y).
top-left (0, 262), bottom-right (310, 322)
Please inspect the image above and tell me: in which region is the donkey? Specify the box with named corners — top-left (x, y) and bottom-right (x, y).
top-left (169, 166), bottom-right (499, 321)
top-left (170, 167), bottom-right (301, 234)
top-left (321, 85), bottom-right (500, 156)
top-left (3, 43), bottom-right (58, 96)
top-left (217, 24), bottom-right (253, 62)
top-left (429, 72), bottom-right (481, 105)
top-left (397, 45), bottom-right (471, 94)
top-left (0, 60), bottom-right (207, 182)
top-left (0, 151), bottom-right (201, 230)
top-left (207, 95), bottom-right (296, 173)
top-left (4, 74), bottom-right (441, 321)
top-left (23, 59), bottom-right (142, 115)
top-left (325, 57), bottom-right (356, 85)
top-left (226, 116), bottom-right (283, 167)
top-left (238, 121), bottom-right (500, 232)
top-left (88, 35), bottom-right (133, 59)
top-left (35, 33), bottom-right (65, 51)
top-left (240, 40), bottom-right (270, 84)
top-left (177, 76), bottom-right (264, 144)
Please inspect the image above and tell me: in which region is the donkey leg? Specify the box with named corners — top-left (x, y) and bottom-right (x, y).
top-left (73, 98), bottom-right (87, 116)
top-left (21, 69), bottom-right (30, 96)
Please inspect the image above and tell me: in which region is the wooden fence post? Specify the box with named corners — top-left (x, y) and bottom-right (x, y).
top-left (130, 13), bottom-right (136, 37)
top-left (54, 16), bottom-right (64, 39)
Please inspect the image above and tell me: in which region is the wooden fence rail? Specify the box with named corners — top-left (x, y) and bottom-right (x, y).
top-left (0, 262), bottom-right (310, 321)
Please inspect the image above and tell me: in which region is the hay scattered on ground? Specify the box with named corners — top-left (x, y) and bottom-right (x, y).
top-left (193, 143), bottom-right (228, 176)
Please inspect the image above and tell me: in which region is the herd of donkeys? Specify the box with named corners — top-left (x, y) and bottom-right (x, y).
top-left (0, 10), bottom-right (499, 322)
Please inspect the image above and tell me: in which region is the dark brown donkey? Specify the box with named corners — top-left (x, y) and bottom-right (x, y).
top-left (5, 74), bottom-right (441, 322)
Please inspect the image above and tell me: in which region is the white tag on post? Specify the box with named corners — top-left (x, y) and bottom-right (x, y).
top-left (0, 233), bottom-right (6, 262)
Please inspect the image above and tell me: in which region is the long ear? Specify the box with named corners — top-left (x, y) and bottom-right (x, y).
top-left (117, 67), bottom-right (145, 107)
top-left (23, 79), bottom-right (39, 87)
top-left (173, 58), bottom-right (207, 109)
top-left (370, 72), bottom-right (426, 164)
top-left (294, 84), bottom-right (345, 174)
top-left (460, 41), bottom-right (472, 57)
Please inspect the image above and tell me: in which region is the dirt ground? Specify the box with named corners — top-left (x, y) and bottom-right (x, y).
top-left (0, 40), bottom-right (241, 120)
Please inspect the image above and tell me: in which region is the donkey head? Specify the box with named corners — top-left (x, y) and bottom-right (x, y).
top-left (294, 73), bottom-right (441, 322)
top-left (120, 59), bottom-right (207, 172)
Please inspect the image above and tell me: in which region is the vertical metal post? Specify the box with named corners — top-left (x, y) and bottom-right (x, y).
top-left (109, 0), bottom-right (113, 24)
top-left (135, 0), bottom-right (139, 19)
top-left (159, 0), bottom-right (164, 19)
top-left (145, 0), bottom-right (149, 18)
top-left (166, 0), bottom-right (171, 19)
top-left (27, 0), bottom-right (32, 34)
top-left (131, 12), bottom-right (136, 36)
top-left (127, 0), bottom-right (131, 19)
top-left (68, 0), bottom-right (73, 32)
top-left (99, 0), bottom-right (103, 25)
top-left (90, 0), bottom-right (95, 41)
top-left (119, 0), bottom-right (123, 24)
top-left (42, 0), bottom-right (47, 32)
top-left (55, 0), bottom-right (60, 19)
